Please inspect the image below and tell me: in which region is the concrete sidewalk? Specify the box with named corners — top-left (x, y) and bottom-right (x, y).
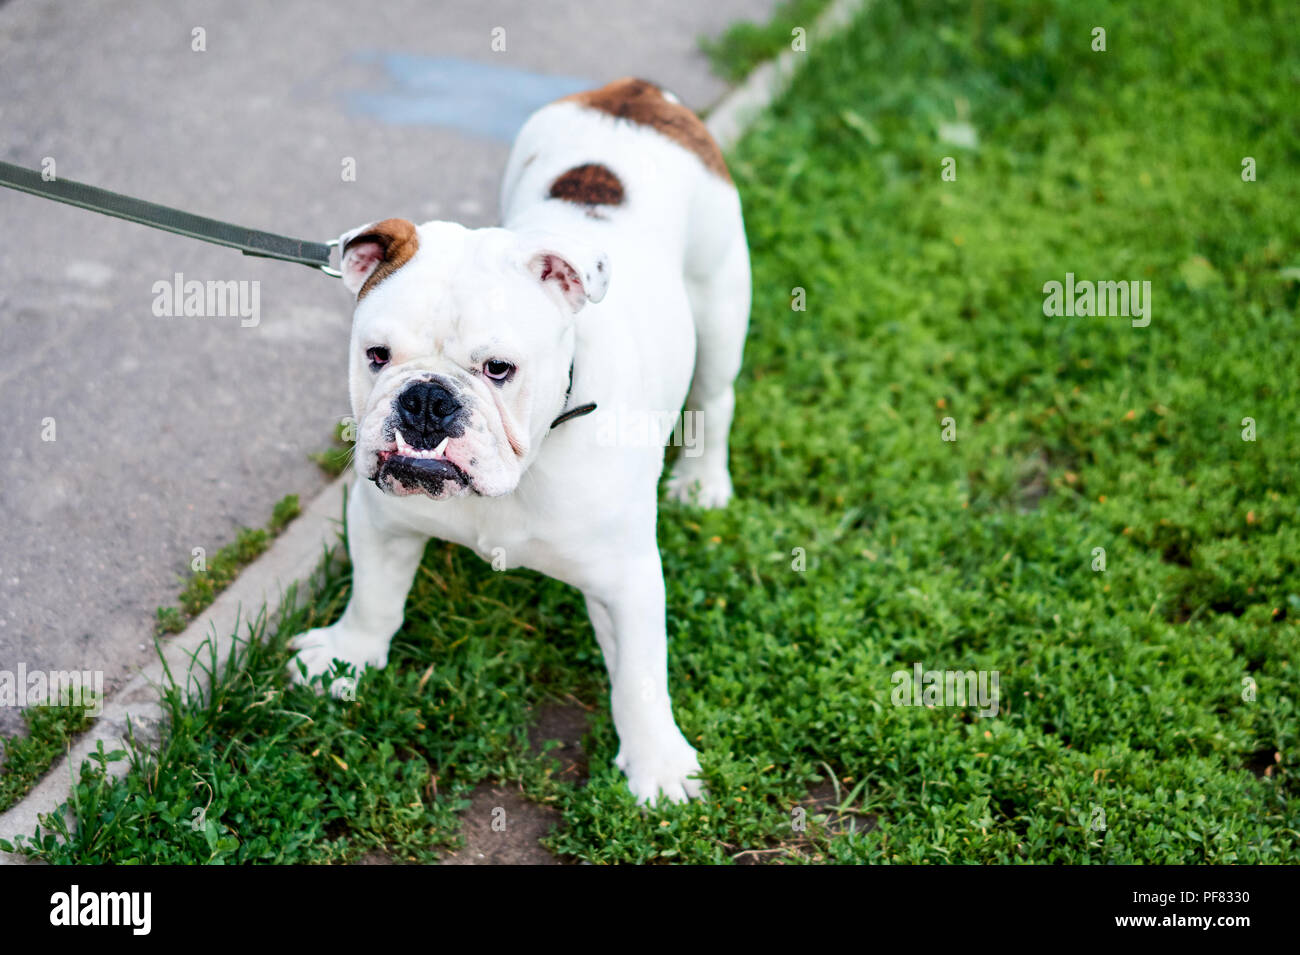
top-left (0, 0), bottom-right (778, 738)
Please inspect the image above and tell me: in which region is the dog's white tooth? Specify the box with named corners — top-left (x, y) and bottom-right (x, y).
top-left (433, 437), bottom-right (449, 457)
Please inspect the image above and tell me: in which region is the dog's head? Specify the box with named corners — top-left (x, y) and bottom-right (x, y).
top-left (338, 218), bottom-right (608, 500)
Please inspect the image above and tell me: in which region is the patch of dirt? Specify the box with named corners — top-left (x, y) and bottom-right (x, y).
top-left (527, 700), bottom-right (591, 783)
top-left (438, 701), bottom-right (591, 866)
top-left (804, 780), bottom-right (874, 837)
top-left (1244, 748), bottom-right (1280, 779)
top-left (732, 779), bottom-right (878, 865)
top-left (439, 785), bottom-right (566, 865)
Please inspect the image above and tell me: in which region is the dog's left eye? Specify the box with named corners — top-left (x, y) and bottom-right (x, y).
top-left (484, 359), bottom-right (514, 381)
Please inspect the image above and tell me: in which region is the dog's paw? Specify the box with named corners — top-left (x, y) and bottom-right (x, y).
top-left (665, 463), bottom-right (732, 509)
top-left (616, 741), bottom-right (705, 806)
top-left (287, 625), bottom-right (388, 697)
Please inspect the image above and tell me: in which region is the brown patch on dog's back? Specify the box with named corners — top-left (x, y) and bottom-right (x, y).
top-left (344, 217), bottom-right (419, 300)
top-left (549, 163), bottom-right (625, 207)
top-left (561, 78), bottom-right (731, 182)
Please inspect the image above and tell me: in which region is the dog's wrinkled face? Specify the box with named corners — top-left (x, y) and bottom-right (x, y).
top-left (339, 218), bottom-right (609, 500)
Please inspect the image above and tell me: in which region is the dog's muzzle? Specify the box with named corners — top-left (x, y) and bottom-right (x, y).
top-left (373, 378), bottom-right (471, 495)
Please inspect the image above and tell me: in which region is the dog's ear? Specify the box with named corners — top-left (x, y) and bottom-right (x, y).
top-left (519, 232), bottom-right (610, 313)
top-left (339, 218), bottom-right (419, 298)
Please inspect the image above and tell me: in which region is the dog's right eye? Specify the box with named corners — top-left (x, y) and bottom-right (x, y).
top-left (366, 346), bottom-right (390, 371)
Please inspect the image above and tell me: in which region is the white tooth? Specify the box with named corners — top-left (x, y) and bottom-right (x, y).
top-left (395, 429), bottom-right (409, 452)
top-left (433, 437), bottom-right (449, 457)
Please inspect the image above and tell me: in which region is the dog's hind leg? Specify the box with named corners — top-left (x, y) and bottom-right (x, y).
top-left (666, 191), bottom-right (751, 508)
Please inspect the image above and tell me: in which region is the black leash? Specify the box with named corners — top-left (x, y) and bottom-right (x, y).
top-left (0, 160), bottom-right (340, 275)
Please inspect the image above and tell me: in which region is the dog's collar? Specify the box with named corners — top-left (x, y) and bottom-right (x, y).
top-left (550, 362), bottom-right (597, 430)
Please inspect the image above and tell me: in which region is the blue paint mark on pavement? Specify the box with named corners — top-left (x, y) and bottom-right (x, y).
top-left (346, 53), bottom-right (594, 142)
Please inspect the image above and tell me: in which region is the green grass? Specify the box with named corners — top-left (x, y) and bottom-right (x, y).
top-left (700, 0), bottom-right (835, 83)
top-left (6, 0), bottom-right (1298, 863)
top-left (0, 702), bottom-right (96, 814)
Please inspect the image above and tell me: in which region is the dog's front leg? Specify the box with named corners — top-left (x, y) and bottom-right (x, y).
top-left (588, 549), bottom-right (703, 806)
top-left (289, 481), bottom-right (427, 694)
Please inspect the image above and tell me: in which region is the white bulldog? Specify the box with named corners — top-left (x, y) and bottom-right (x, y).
top-left (289, 78), bottom-right (751, 805)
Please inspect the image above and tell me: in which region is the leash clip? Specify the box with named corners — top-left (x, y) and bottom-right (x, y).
top-left (318, 238), bottom-right (343, 278)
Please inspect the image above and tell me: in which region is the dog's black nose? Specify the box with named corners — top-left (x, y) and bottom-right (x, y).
top-left (395, 380), bottom-right (461, 446)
